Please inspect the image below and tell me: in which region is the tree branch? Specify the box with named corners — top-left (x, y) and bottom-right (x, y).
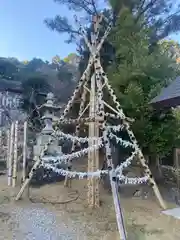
top-left (90, 0), bottom-right (98, 15)
top-left (45, 15), bottom-right (82, 43)
top-left (54, 0), bottom-right (97, 15)
top-left (135, 0), bottom-right (158, 24)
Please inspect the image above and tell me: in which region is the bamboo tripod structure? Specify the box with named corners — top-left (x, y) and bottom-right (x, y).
top-left (14, 14), bottom-right (167, 239)
top-left (15, 14), bottom-right (166, 216)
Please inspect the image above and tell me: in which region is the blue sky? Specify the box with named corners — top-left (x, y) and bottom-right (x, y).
top-left (0, 0), bottom-right (77, 61)
top-left (0, 0), bottom-right (180, 62)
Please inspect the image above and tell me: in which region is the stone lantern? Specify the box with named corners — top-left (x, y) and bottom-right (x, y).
top-left (33, 92), bottom-right (62, 157)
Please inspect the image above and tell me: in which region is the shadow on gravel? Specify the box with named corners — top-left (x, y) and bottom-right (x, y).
top-left (30, 167), bottom-right (65, 188)
top-left (0, 161), bottom-right (6, 176)
top-left (127, 222), bottom-right (164, 240)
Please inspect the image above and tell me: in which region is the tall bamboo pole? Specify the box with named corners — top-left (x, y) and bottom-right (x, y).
top-left (12, 121), bottom-right (18, 187)
top-left (8, 122), bottom-right (14, 186)
top-left (110, 170), bottom-right (127, 240)
top-left (22, 121), bottom-right (27, 182)
top-left (88, 73), bottom-right (100, 207)
top-left (6, 129), bottom-right (10, 169)
top-left (0, 130), bottom-right (2, 150)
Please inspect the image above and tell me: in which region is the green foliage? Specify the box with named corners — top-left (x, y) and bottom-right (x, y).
top-left (0, 58), bottom-right (18, 80)
top-left (44, 0), bottom-right (180, 157)
top-left (57, 68), bottom-right (72, 82)
top-left (109, 0), bottom-right (180, 46)
top-left (52, 55), bottom-right (61, 64)
top-left (63, 53), bottom-right (76, 63)
top-left (45, 0), bottom-right (180, 50)
top-left (107, 8), bottom-right (180, 156)
top-left (0, 55), bottom-right (78, 112)
top-left (159, 40), bottom-right (180, 63)
top-left (21, 76), bottom-right (50, 111)
top-left (25, 58), bottom-right (45, 72)
top-left (21, 76), bottom-right (51, 130)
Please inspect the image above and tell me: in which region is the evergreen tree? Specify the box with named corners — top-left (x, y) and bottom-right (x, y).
top-left (108, 8), bottom-right (180, 156)
top-left (21, 76), bottom-right (51, 131)
top-left (45, 0), bottom-right (180, 50)
top-left (45, 0), bottom-right (180, 156)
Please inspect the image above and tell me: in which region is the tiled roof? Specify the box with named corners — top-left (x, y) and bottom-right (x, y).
top-left (151, 76), bottom-right (180, 103)
top-left (0, 79), bottom-right (49, 96)
top-left (0, 79), bottom-right (22, 93)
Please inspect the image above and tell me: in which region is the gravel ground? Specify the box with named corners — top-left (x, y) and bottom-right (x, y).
top-left (0, 172), bottom-right (180, 240)
top-left (0, 203), bottom-right (88, 240)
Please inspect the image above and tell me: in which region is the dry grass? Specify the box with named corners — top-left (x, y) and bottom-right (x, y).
top-left (26, 178), bottom-right (180, 239)
top-left (0, 171), bottom-right (179, 239)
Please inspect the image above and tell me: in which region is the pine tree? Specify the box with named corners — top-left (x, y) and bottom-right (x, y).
top-left (45, 0), bottom-right (180, 50)
top-left (107, 8), bottom-right (180, 156)
top-left (44, 0), bottom-right (180, 156)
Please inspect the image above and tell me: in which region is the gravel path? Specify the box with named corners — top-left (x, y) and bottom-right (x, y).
top-left (0, 203), bottom-right (88, 240)
top-left (0, 175), bottom-right (180, 240)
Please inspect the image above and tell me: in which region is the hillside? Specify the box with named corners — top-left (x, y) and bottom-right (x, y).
top-left (0, 54), bottom-right (80, 102)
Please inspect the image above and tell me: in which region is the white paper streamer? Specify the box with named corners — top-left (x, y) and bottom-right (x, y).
top-left (105, 112), bottom-right (121, 119)
top-left (41, 162), bottom-right (108, 178)
top-left (117, 174), bottom-right (148, 184)
top-left (107, 124), bottom-right (124, 132)
top-left (27, 14), bottom-right (149, 191)
top-left (103, 128), bottom-right (113, 168)
top-left (42, 141), bottom-right (103, 164)
top-left (41, 162), bottom-right (148, 184)
top-left (108, 132), bottom-right (135, 149)
top-left (56, 130), bottom-right (101, 143)
top-left (115, 150), bottom-right (138, 174)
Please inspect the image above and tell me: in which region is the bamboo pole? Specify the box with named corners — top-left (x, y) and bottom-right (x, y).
top-left (15, 156), bottom-right (42, 200)
top-left (87, 14), bottom-right (103, 207)
top-left (174, 149), bottom-right (180, 197)
top-left (88, 73), bottom-right (100, 207)
top-left (110, 170), bottom-right (127, 240)
top-left (103, 128), bottom-right (127, 239)
top-left (15, 136), bottom-right (52, 200)
top-left (12, 121), bottom-right (18, 187)
top-left (0, 130), bottom-right (2, 150)
top-left (16, 64), bottom-right (92, 199)
top-left (6, 129), bottom-right (10, 169)
top-left (15, 13), bottom-right (107, 201)
top-left (101, 67), bottom-right (167, 209)
top-left (91, 14), bottom-right (127, 233)
top-left (22, 121), bottom-right (27, 182)
top-left (8, 122), bottom-right (14, 186)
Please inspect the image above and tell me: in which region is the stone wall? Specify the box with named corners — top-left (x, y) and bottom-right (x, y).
top-left (0, 91), bottom-right (26, 126)
top-left (160, 165), bottom-right (179, 185)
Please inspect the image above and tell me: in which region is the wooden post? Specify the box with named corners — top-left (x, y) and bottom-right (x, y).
top-left (110, 170), bottom-right (127, 240)
top-left (103, 127), bottom-right (127, 239)
top-left (15, 14), bottom-right (106, 201)
top-left (12, 121), bottom-right (18, 187)
top-left (102, 71), bottom-right (166, 209)
top-left (86, 14), bottom-right (104, 208)
top-left (15, 129), bottom-right (53, 200)
top-left (8, 122), bottom-right (14, 186)
top-left (6, 129), bottom-right (10, 169)
top-left (15, 156), bottom-right (42, 200)
top-left (174, 148), bottom-right (180, 193)
top-left (22, 121), bottom-right (27, 182)
top-left (88, 73), bottom-right (100, 207)
top-left (0, 130), bottom-right (2, 150)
